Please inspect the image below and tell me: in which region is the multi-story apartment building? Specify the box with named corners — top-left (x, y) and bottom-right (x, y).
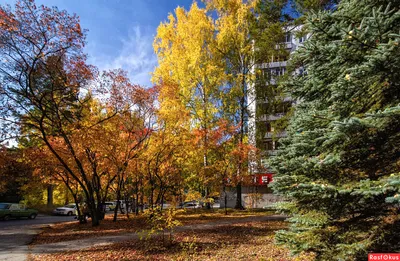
top-left (251, 27), bottom-right (305, 172)
top-left (221, 27), bottom-right (306, 209)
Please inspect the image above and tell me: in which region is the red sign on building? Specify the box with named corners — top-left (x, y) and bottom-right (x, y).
top-left (224, 173), bottom-right (274, 186)
top-left (252, 173), bottom-right (273, 186)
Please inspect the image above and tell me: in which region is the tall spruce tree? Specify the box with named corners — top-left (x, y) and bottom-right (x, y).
top-left (270, 0), bottom-right (400, 260)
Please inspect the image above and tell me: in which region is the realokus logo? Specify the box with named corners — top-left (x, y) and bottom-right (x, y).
top-left (369, 254), bottom-right (400, 260)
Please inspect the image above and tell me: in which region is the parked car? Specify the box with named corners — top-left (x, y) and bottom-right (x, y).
top-left (104, 202), bottom-right (117, 211)
top-left (181, 201), bottom-right (202, 209)
top-left (0, 203), bottom-right (38, 220)
top-left (161, 203), bottom-right (171, 209)
top-left (53, 204), bottom-right (77, 216)
top-left (211, 201), bottom-right (220, 209)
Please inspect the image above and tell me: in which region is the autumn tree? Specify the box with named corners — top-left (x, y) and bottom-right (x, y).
top-left (93, 70), bottom-right (157, 221)
top-left (0, 0), bottom-right (152, 226)
top-left (153, 1), bottom-right (292, 208)
top-left (0, 1), bottom-right (97, 221)
top-left (25, 145), bottom-right (87, 215)
top-left (140, 127), bottom-right (180, 209)
top-left (153, 3), bottom-right (226, 203)
top-left (200, 0), bottom-right (261, 209)
top-left (142, 81), bottom-right (193, 209)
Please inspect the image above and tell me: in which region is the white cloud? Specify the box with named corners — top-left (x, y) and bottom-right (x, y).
top-left (88, 25), bottom-right (157, 87)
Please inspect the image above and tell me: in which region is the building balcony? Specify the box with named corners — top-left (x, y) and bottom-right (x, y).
top-left (275, 42), bottom-right (293, 50)
top-left (261, 61), bottom-right (287, 69)
top-left (257, 95), bottom-right (293, 104)
top-left (264, 131), bottom-right (287, 139)
top-left (258, 113), bottom-right (285, 121)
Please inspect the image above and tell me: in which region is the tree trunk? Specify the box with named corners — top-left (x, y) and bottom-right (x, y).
top-left (235, 72), bottom-right (247, 210)
top-left (160, 192), bottom-right (165, 212)
top-left (224, 185), bottom-right (228, 215)
top-left (125, 193), bottom-right (130, 219)
top-left (113, 190), bottom-right (121, 222)
top-left (64, 187), bottom-right (69, 205)
top-left (140, 197), bottom-right (144, 212)
top-left (149, 177), bottom-right (155, 209)
top-left (140, 177), bottom-right (144, 213)
top-left (135, 189), bottom-right (139, 215)
top-left (47, 184), bottom-right (54, 207)
top-left (89, 197), bottom-right (100, 226)
top-left (91, 210), bottom-right (100, 226)
top-left (235, 183), bottom-right (244, 209)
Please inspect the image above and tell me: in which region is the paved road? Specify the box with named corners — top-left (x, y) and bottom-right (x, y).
top-left (0, 215), bottom-right (76, 261)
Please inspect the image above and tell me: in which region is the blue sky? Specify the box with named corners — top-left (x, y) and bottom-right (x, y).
top-left (1, 0), bottom-right (195, 87)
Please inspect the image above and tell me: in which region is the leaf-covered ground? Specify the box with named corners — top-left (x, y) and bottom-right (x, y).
top-left (31, 209), bottom-right (274, 245)
top-left (29, 220), bottom-right (315, 261)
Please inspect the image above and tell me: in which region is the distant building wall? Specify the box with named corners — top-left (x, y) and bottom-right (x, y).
top-left (220, 186), bottom-right (284, 209)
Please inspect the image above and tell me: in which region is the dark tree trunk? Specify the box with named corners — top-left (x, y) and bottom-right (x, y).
top-left (47, 184), bottom-right (54, 207)
top-left (90, 209), bottom-right (100, 226)
top-left (234, 71), bottom-right (247, 210)
top-left (140, 177), bottom-right (144, 213)
top-left (113, 189), bottom-right (121, 222)
top-left (224, 185), bottom-right (228, 215)
top-left (125, 193), bottom-right (130, 219)
top-left (64, 187), bottom-right (69, 205)
top-left (135, 181), bottom-right (139, 215)
top-left (235, 183), bottom-right (244, 210)
top-left (88, 197), bottom-right (100, 226)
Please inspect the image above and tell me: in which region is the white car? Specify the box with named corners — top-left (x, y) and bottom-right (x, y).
top-left (53, 204), bottom-right (77, 216)
top-left (182, 201), bottom-right (202, 209)
top-left (161, 203), bottom-right (171, 209)
top-left (211, 202), bottom-right (220, 209)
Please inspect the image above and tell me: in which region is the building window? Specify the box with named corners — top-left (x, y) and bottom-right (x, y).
top-left (275, 101), bottom-right (291, 113)
top-left (264, 141), bottom-right (274, 151)
top-left (299, 36), bottom-right (306, 43)
top-left (284, 32), bottom-right (292, 43)
top-left (258, 103), bottom-right (270, 115)
top-left (265, 122), bottom-right (272, 132)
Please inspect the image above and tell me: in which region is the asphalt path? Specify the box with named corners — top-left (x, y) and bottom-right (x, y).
top-left (0, 215), bottom-right (76, 261)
